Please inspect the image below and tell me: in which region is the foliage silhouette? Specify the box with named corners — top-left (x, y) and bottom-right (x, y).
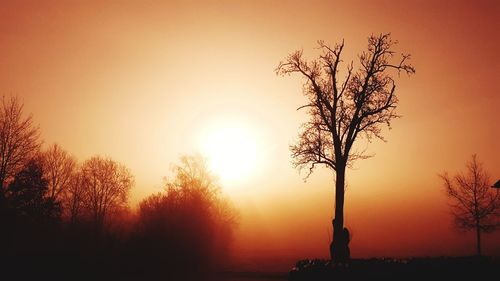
top-left (277, 33), bottom-right (415, 261)
top-left (0, 152), bottom-right (239, 279)
top-left (289, 257), bottom-right (500, 281)
top-left (133, 154), bottom-right (238, 273)
top-left (1, 159), bottom-right (63, 267)
top-left (440, 154), bottom-right (499, 256)
top-left (0, 96), bottom-right (243, 280)
top-left (7, 159), bottom-right (61, 221)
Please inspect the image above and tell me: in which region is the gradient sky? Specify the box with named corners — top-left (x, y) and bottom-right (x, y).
top-left (1, 0), bottom-right (499, 266)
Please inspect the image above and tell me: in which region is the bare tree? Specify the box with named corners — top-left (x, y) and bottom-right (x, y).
top-left (276, 33), bottom-right (415, 261)
top-left (0, 96), bottom-right (41, 193)
top-left (80, 156), bottom-right (133, 232)
top-left (440, 155), bottom-right (499, 256)
top-left (64, 170), bottom-right (86, 225)
top-left (167, 154), bottom-right (221, 199)
top-left (39, 143), bottom-right (77, 203)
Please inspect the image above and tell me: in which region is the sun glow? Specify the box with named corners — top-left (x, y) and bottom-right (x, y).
top-left (201, 122), bottom-right (259, 183)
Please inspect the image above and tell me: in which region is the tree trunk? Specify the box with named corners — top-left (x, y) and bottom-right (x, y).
top-left (0, 174), bottom-right (6, 196)
top-left (476, 222), bottom-right (481, 256)
top-left (330, 165), bottom-right (349, 261)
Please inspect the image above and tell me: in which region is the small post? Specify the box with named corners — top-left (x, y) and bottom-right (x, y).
top-left (492, 180), bottom-right (500, 188)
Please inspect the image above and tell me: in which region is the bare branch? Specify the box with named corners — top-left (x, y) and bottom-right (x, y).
top-left (278, 34), bottom-right (414, 179)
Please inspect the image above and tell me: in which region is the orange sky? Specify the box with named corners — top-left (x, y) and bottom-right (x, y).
top-left (1, 0), bottom-right (499, 266)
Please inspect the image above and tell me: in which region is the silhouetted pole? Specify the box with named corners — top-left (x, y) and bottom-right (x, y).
top-left (492, 180), bottom-right (500, 188)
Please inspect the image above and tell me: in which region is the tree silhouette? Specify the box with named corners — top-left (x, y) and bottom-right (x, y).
top-left (276, 33), bottom-right (415, 261)
top-left (440, 155), bottom-right (499, 256)
top-left (0, 96), bottom-right (41, 195)
top-left (7, 159), bottom-right (60, 221)
top-left (166, 154), bottom-right (239, 245)
top-left (136, 154), bottom-right (238, 271)
top-left (64, 170), bottom-right (86, 225)
top-left (80, 156), bottom-right (133, 232)
top-left (39, 143), bottom-right (77, 205)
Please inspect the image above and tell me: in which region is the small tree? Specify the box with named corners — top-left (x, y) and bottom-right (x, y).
top-left (440, 155), bottom-right (499, 256)
top-left (7, 159), bottom-right (60, 221)
top-left (276, 33), bottom-right (414, 261)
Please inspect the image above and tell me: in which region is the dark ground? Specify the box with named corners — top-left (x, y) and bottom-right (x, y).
top-left (288, 256), bottom-right (500, 281)
top-left (2, 255), bottom-right (498, 280)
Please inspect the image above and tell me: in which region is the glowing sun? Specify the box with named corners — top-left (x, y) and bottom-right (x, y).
top-left (201, 124), bottom-right (258, 183)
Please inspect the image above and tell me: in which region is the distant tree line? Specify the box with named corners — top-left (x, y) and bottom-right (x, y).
top-left (0, 96), bottom-right (238, 279)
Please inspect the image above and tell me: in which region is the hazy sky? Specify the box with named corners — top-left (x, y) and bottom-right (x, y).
top-left (1, 0), bottom-right (499, 263)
